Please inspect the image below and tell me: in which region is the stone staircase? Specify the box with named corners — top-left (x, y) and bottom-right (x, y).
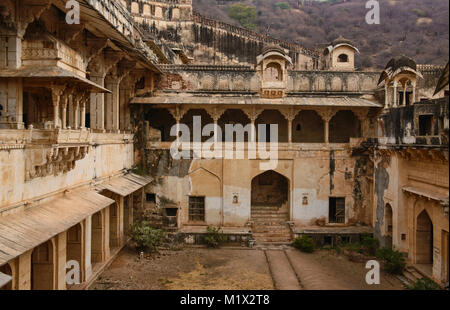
top-left (397, 265), bottom-right (424, 287)
top-left (251, 205), bottom-right (292, 243)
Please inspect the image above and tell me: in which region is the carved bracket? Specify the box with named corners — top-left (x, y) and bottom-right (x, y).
top-left (25, 144), bottom-right (90, 181)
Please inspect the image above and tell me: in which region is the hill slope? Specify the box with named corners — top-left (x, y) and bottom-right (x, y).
top-left (193, 0), bottom-right (449, 69)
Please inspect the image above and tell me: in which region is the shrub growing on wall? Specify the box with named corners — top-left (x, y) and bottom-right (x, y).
top-left (376, 247), bottom-right (407, 275)
top-left (204, 226), bottom-right (226, 248)
top-left (293, 235), bottom-right (314, 253)
top-left (129, 221), bottom-right (165, 253)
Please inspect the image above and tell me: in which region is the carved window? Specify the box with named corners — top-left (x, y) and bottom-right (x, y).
top-left (338, 54), bottom-right (349, 63)
top-left (329, 197), bottom-right (345, 224)
top-left (264, 62), bottom-right (283, 82)
top-left (189, 196), bottom-right (205, 222)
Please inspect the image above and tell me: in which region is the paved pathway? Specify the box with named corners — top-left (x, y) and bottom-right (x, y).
top-left (264, 248), bottom-right (403, 290)
top-left (265, 250), bottom-right (302, 290)
top-left (285, 249), bottom-right (346, 290)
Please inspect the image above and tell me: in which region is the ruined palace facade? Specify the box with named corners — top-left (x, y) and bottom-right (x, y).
top-left (0, 0), bottom-right (160, 289)
top-left (0, 0), bottom-right (448, 290)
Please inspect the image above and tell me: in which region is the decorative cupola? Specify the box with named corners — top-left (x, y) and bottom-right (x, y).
top-left (257, 44), bottom-right (293, 99)
top-left (323, 36), bottom-right (359, 71)
top-left (378, 55), bottom-right (423, 108)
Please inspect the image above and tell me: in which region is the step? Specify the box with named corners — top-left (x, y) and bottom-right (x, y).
top-left (253, 227), bottom-right (290, 231)
top-left (406, 266), bottom-right (424, 280)
top-left (251, 207), bottom-right (282, 212)
top-left (251, 215), bottom-right (288, 220)
top-left (251, 214), bottom-right (289, 219)
top-left (251, 210), bottom-right (289, 216)
top-left (252, 222), bottom-right (290, 226)
top-left (252, 233), bottom-right (291, 238)
top-left (253, 225), bottom-right (290, 229)
top-left (255, 237), bottom-right (292, 243)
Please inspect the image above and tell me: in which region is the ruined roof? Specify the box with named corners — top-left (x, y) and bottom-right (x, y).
top-left (131, 95), bottom-right (383, 108)
top-left (385, 55), bottom-right (417, 71)
top-left (0, 189), bottom-right (114, 266)
top-left (434, 61), bottom-right (449, 95)
top-left (378, 55), bottom-right (422, 85)
top-left (0, 66), bottom-right (111, 93)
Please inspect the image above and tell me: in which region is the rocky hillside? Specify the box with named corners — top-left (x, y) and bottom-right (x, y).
top-left (193, 0), bottom-right (449, 69)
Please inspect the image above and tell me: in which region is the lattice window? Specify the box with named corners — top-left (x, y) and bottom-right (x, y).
top-left (189, 196), bottom-right (205, 222)
top-left (329, 197), bottom-right (345, 224)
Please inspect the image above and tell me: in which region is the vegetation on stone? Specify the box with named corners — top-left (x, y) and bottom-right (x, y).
top-left (204, 226), bottom-right (226, 248)
top-left (293, 235), bottom-right (314, 253)
top-left (376, 247), bottom-right (407, 275)
top-left (129, 221), bottom-right (165, 253)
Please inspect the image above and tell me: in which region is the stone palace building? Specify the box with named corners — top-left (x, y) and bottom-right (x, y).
top-left (0, 0), bottom-right (448, 289)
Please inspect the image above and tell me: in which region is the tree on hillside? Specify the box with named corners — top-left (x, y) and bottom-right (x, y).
top-left (228, 3), bottom-right (258, 31)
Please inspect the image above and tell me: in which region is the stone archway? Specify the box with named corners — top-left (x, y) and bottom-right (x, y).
top-left (110, 203), bottom-right (120, 250)
top-left (250, 170), bottom-right (291, 243)
top-left (416, 210), bottom-right (433, 264)
top-left (0, 263), bottom-right (13, 290)
top-left (67, 223), bottom-right (84, 284)
top-left (31, 240), bottom-right (55, 290)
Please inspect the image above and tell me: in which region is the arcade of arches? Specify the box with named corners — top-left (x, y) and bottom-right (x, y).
top-left (144, 107), bottom-right (362, 144)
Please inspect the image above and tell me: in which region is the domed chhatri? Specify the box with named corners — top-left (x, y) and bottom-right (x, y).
top-left (262, 44), bottom-right (286, 56)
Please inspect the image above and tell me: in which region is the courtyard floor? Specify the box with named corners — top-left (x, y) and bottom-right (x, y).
top-left (90, 246), bottom-right (405, 290)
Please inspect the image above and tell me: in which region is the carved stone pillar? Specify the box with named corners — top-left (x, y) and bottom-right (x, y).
top-left (61, 96), bottom-right (68, 129)
top-left (412, 81), bottom-right (417, 105)
top-left (393, 81), bottom-right (398, 107)
top-left (51, 86), bottom-right (65, 129)
top-left (81, 101), bottom-right (86, 129)
top-left (73, 97), bottom-right (80, 130)
top-left (317, 109), bottom-right (337, 144)
top-left (244, 107), bottom-right (263, 142)
top-left (385, 80), bottom-right (389, 108)
top-left (105, 77), bottom-right (120, 131)
top-left (89, 75), bottom-right (106, 131)
top-left (354, 109), bottom-right (369, 138)
top-left (402, 82), bottom-right (407, 106)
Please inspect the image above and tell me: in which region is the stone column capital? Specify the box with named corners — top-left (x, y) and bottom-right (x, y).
top-left (317, 108), bottom-right (337, 122)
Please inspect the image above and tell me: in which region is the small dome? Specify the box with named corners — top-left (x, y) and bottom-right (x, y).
top-left (385, 55), bottom-right (417, 71)
top-left (262, 44), bottom-right (286, 56)
top-left (331, 36), bottom-right (355, 47)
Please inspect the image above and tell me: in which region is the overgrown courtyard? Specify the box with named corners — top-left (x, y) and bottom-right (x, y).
top-left (90, 246), bottom-right (405, 290)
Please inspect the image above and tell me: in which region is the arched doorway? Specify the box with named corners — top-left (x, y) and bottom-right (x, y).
top-left (67, 223), bottom-right (83, 284)
top-left (91, 210), bottom-right (104, 265)
top-left (416, 210), bottom-right (433, 264)
top-left (385, 204), bottom-right (393, 248)
top-left (110, 203), bottom-right (120, 249)
top-left (0, 263), bottom-right (13, 290)
top-left (251, 171), bottom-right (291, 242)
top-left (31, 241), bottom-right (54, 290)
top-left (124, 196), bottom-right (132, 236)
